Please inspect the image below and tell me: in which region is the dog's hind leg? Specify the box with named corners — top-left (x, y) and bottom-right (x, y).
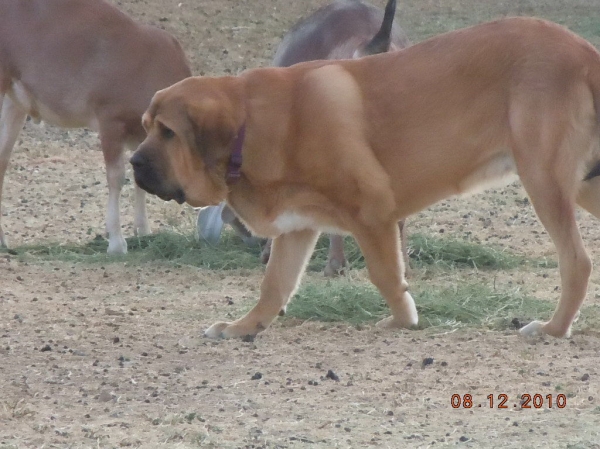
top-left (100, 128), bottom-right (128, 254)
top-left (513, 106), bottom-right (594, 338)
top-left (0, 94), bottom-right (27, 247)
top-left (354, 221), bottom-right (418, 329)
top-left (205, 229), bottom-right (320, 338)
top-left (519, 176), bottom-right (591, 338)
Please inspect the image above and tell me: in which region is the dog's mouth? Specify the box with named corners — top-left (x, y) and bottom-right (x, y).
top-left (170, 189), bottom-right (186, 205)
top-left (154, 187), bottom-right (186, 205)
top-left (133, 172), bottom-right (186, 205)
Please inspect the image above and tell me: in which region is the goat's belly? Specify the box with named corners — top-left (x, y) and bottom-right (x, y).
top-left (8, 80), bottom-right (99, 131)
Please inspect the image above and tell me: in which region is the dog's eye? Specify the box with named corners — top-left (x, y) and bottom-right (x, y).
top-left (161, 126), bottom-right (175, 139)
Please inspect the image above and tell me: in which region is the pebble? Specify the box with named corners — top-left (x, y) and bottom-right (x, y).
top-left (422, 357), bottom-right (434, 367)
top-left (326, 369), bottom-right (340, 381)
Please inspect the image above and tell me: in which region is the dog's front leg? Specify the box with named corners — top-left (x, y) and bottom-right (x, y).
top-left (205, 229), bottom-right (320, 339)
top-left (354, 222), bottom-right (418, 329)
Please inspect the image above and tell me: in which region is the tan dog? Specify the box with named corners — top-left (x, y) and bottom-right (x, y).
top-left (0, 0), bottom-right (191, 253)
top-left (132, 17), bottom-right (600, 339)
top-left (199, 0), bottom-right (410, 277)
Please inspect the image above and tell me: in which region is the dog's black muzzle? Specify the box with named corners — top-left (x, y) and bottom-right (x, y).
top-left (130, 152), bottom-right (185, 204)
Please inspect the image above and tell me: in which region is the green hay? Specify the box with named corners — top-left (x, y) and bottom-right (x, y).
top-left (3, 230), bottom-right (551, 272)
top-left (286, 279), bottom-right (557, 330)
top-left (4, 231), bottom-right (264, 270)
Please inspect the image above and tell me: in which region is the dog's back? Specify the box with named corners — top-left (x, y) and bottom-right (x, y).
top-left (275, 17), bottom-right (600, 216)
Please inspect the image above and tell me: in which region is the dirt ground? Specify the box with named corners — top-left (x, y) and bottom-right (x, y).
top-left (2, 0), bottom-right (600, 447)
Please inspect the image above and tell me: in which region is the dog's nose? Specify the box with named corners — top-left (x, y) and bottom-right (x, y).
top-left (130, 152), bottom-right (148, 168)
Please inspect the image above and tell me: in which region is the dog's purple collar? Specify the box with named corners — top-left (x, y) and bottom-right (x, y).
top-left (226, 124), bottom-right (245, 184)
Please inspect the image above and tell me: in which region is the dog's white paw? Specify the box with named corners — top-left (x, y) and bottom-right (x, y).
top-left (205, 319), bottom-right (266, 339)
top-left (377, 292), bottom-right (419, 329)
top-left (376, 316), bottom-right (400, 329)
top-left (519, 320), bottom-right (571, 338)
top-left (107, 236), bottom-right (128, 255)
top-left (376, 314), bottom-right (419, 329)
top-left (204, 322), bottom-right (230, 339)
top-left (519, 320), bottom-right (545, 337)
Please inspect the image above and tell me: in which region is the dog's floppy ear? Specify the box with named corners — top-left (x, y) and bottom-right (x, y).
top-left (185, 100), bottom-right (239, 170)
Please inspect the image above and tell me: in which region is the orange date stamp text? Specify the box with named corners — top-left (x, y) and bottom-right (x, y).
top-left (451, 393), bottom-right (567, 409)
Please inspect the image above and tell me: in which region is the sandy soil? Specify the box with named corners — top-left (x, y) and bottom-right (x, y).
top-left (2, 0), bottom-right (600, 448)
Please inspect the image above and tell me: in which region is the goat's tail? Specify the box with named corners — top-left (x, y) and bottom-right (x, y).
top-left (363, 0), bottom-right (397, 55)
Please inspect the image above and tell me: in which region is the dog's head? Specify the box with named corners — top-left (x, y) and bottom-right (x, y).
top-left (130, 76), bottom-right (245, 208)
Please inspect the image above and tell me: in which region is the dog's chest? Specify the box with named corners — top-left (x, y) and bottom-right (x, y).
top-left (272, 211), bottom-right (345, 235)
top-left (273, 212), bottom-right (316, 233)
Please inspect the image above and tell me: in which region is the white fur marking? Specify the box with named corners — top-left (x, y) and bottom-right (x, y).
top-left (273, 212), bottom-right (317, 233)
top-left (458, 153), bottom-right (517, 196)
top-left (273, 212), bottom-right (344, 235)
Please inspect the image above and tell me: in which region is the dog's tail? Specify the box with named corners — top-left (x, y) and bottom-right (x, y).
top-left (362, 0), bottom-right (397, 55)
